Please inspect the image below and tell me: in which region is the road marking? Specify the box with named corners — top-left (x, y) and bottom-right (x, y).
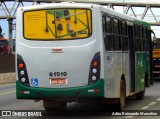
top-left (156, 98), bottom-right (160, 101)
top-left (125, 97), bottom-right (160, 118)
top-left (148, 102), bottom-right (157, 106)
top-left (0, 91), bottom-right (16, 96)
top-left (125, 116), bottom-right (133, 118)
top-left (141, 106), bottom-right (150, 110)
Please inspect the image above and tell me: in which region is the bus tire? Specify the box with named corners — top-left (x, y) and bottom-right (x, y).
top-left (43, 100), bottom-right (67, 111)
top-left (117, 79), bottom-right (126, 111)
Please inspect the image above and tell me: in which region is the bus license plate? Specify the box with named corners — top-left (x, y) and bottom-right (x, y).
top-left (50, 78), bottom-right (67, 84)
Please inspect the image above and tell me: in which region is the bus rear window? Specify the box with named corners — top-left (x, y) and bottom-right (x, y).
top-left (23, 9), bottom-right (92, 40)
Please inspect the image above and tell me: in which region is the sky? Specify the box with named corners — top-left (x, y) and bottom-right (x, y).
top-left (0, 0), bottom-right (160, 39)
top-left (0, 20), bottom-right (10, 39)
top-left (0, 20), bottom-right (16, 39)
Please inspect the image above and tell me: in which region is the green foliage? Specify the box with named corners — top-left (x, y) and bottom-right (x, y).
top-left (0, 26), bottom-right (2, 34)
top-left (0, 26), bottom-right (3, 38)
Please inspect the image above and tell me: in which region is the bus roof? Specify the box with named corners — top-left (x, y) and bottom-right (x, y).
top-left (100, 5), bottom-right (150, 28)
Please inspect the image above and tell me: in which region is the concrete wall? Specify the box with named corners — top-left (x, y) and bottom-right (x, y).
top-left (0, 53), bottom-right (15, 84)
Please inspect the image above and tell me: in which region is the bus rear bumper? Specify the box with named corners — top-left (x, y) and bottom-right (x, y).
top-left (16, 79), bottom-right (104, 99)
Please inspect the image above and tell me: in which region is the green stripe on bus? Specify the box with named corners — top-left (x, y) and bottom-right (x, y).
top-left (135, 52), bottom-right (150, 92)
top-left (16, 79), bottom-right (104, 99)
top-left (134, 19), bottom-right (150, 28)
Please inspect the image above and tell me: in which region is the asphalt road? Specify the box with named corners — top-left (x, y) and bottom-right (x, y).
top-left (0, 81), bottom-right (160, 119)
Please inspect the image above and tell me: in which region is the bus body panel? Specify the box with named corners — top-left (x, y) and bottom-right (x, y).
top-left (135, 52), bottom-right (150, 92)
top-left (122, 53), bottom-right (130, 97)
top-left (16, 7), bottom-right (102, 89)
top-left (135, 53), bottom-right (145, 93)
top-left (104, 52), bottom-right (130, 98)
top-left (16, 79), bottom-right (104, 99)
top-left (16, 4), bottom-right (105, 90)
top-left (104, 52), bottom-right (121, 98)
top-left (17, 39), bottom-right (99, 88)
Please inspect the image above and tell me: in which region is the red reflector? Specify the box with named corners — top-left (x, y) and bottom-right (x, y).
top-left (94, 89), bottom-right (100, 93)
top-left (52, 48), bottom-right (62, 51)
top-left (92, 61), bottom-right (98, 67)
top-left (19, 91), bottom-right (24, 94)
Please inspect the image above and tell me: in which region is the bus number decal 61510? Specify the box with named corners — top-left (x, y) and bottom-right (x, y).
top-left (54, 72), bottom-right (67, 77)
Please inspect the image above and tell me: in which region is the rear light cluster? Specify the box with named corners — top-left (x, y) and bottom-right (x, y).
top-left (88, 52), bottom-right (101, 85)
top-left (17, 54), bottom-right (30, 86)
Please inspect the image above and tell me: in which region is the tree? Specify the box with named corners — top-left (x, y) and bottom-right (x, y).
top-left (0, 26), bottom-right (4, 38)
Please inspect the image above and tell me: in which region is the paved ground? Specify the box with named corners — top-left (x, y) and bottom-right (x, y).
top-left (0, 81), bottom-right (160, 119)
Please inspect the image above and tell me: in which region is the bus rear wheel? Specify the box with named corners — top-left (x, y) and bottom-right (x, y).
top-left (117, 79), bottom-right (126, 111)
top-left (43, 99), bottom-right (67, 111)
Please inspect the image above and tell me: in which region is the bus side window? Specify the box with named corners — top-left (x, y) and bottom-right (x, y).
top-left (113, 18), bottom-right (121, 51)
top-left (144, 28), bottom-right (149, 51)
top-left (102, 16), bottom-right (106, 32)
top-left (102, 16), bottom-right (107, 50)
top-left (103, 16), bottom-right (113, 51)
top-left (140, 26), bottom-right (144, 51)
top-left (134, 24), bottom-right (141, 51)
top-left (106, 17), bottom-right (112, 33)
top-left (142, 27), bottom-right (145, 51)
top-left (106, 16), bottom-right (113, 51)
top-left (121, 21), bottom-right (128, 51)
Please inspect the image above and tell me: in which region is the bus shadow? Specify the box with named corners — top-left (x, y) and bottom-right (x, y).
top-left (42, 96), bottom-right (153, 117)
top-left (42, 102), bottom-right (131, 117)
top-left (42, 110), bottom-right (113, 117)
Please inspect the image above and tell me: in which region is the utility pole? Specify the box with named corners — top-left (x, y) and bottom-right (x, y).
top-left (7, 18), bottom-right (13, 53)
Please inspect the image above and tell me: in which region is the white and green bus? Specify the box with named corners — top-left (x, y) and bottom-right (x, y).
top-left (16, 2), bottom-right (154, 111)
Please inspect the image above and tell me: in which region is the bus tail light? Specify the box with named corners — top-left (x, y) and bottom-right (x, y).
top-left (88, 52), bottom-right (100, 85)
top-left (92, 61), bottom-right (98, 67)
top-left (17, 54), bottom-right (30, 86)
top-left (18, 63), bottom-right (24, 69)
